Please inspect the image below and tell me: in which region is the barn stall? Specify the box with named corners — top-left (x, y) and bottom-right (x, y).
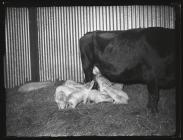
top-left (5, 5), bottom-right (176, 136)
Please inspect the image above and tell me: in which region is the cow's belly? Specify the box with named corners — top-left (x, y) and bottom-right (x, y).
top-left (96, 54), bottom-right (175, 88)
top-left (96, 62), bottom-right (146, 84)
top-left (96, 51), bottom-right (143, 79)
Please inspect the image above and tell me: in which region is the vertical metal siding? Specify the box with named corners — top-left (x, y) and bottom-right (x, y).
top-left (5, 8), bottom-right (31, 88)
top-left (5, 5), bottom-right (175, 88)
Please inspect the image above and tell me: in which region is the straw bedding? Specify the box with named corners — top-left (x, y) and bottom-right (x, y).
top-left (6, 81), bottom-right (176, 136)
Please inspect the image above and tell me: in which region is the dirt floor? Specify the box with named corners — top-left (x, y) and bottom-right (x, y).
top-left (6, 81), bottom-right (176, 136)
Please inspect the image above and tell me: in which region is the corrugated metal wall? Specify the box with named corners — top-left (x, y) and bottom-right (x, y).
top-left (5, 8), bottom-right (31, 88)
top-left (4, 5), bottom-right (175, 88)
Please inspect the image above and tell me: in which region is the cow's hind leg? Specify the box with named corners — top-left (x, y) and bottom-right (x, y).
top-left (147, 80), bottom-right (160, 114)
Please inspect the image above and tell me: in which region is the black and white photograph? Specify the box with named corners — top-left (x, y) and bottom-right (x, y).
top-left (0, 0), bottom-right (181, 137)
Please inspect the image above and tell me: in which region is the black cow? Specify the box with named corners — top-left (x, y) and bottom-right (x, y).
top-left (79, 27), bottom-right (176, 113)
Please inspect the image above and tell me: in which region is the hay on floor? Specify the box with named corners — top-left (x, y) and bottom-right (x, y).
top-left (6, 81), bottom-right (176, 136)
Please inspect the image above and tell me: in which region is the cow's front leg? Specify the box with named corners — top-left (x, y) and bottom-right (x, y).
top-left (147, 80), bottom-right (159, 114)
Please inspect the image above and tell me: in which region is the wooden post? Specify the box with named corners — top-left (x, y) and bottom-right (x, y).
top-left (29, 7), bottom-right (40, 81)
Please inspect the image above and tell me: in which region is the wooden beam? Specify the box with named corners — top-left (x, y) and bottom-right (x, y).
top-left (29, 7), bottom-right (39, 81)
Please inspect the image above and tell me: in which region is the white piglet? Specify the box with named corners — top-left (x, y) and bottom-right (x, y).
top-left (93, 66), bottom-right (129, 104)
top-left (66, 80), bottom-right (95, 109)
top-left (54, 85), bottom-right (79, 110)
top-left (55, 80), bottom-right (91, 110)
top-left (87, 89), bottom-right (113, 104)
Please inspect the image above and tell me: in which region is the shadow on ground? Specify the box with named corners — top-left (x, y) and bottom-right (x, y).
top-left (6, 81), bottom-right (176, 136)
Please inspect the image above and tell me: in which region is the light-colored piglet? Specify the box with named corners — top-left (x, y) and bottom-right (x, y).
top-left (66, 80), bottom-right (95, 109)
top-left (93, 66), bottom-right (129, 104)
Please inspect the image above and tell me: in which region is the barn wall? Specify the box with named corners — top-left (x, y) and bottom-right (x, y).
top-left (4, 8), bottom-right (31, 88)
top-left (4, 5), bottom-right (175, 88)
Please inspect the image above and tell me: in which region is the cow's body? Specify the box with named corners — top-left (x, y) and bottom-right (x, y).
top-left (79, 27), bottom-right (176, 113)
